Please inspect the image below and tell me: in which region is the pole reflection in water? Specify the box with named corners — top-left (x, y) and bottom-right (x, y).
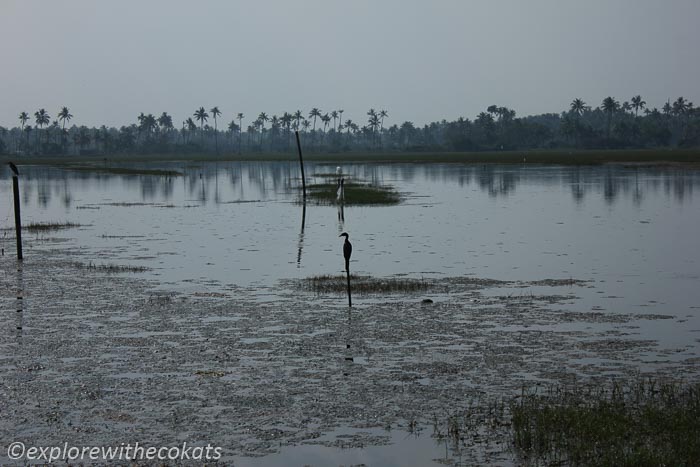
top-left (297, 201), bottom-right (306, 267)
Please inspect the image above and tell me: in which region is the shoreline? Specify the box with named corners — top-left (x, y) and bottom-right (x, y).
top-left (2, 148), bottom-right (700, 166)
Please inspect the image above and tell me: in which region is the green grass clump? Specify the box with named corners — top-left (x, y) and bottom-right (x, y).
top-left (299, 274), bottom-right (437, 295)
top-left (306, 182), bottom-right (400, 205)
top-left (511, 379), bottom-right (700, 466)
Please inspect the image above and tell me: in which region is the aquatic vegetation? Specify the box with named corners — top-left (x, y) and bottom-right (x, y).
top-left (510, 379), bottom-right (700, 466)
top-left (305, 181), bottom-right (401, 205)
top-left (70, 261), bottom-right (148, 273)
top-left (296, 274), bottom-right (440, 294)
top-left (23, 222), bottom-right (82, 232)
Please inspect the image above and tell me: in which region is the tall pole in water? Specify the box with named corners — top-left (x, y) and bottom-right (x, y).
top-left (9, 162), bottom-right (22, 261)
top-left (295, 131), bottom-right (307, 199)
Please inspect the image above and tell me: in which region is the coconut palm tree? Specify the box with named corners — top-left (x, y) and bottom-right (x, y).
top-left (34, 109), bottom-right (50, 150)
top-left (158, 112), bottom-right (173, 133)
top-left (210, 106), bottom-right (221, 153)
top-left (257, 112), bottom-right (269, 147)
top-left (18, 111), bottom-right (29, 152)
top-left (601, 97), bottom-right (620, 139)
top-left (57, 107), bottom-right (73, 153)
top-left (631, 95), bottom-right (646, 116)
top-left (227, 120), bottom-right (239, 149)
top-left (237, 113), bottom-right (244, 153)
top-left (194, 107), bottom-right (209, 143)
top-left (570, 98), bottom-right (587, 116)
top-left (281, 112), bottom-right (293, 149)
top-left (294, 110), bottom-right (303, 131)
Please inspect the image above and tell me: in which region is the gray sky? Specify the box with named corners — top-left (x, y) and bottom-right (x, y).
top-left (1, 0), bottom-right (699, 129)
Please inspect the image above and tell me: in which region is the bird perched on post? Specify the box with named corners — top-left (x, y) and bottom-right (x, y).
top-left (8, 162), bottom-right (19, 176)
top-left (339, 232), bottom-right (352, 272)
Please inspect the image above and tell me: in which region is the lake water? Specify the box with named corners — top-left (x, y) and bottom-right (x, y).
top-left (1, 160), bottom-right (699, 464)
top-left (3, 162), bottom-right (698, 309)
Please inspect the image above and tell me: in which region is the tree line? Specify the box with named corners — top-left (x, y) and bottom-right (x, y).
top-left (0, 96), bottom-right (698, 156)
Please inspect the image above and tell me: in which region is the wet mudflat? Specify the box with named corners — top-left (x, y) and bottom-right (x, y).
top-left (2, 243), bottom-right (698, 466)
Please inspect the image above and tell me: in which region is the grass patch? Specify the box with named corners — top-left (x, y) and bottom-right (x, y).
top-left (70, 261), bottom-right (148, 273)
top-left (511, 379), bottom-right (700, 466)
top-left (23, 222), bottom-right (82, 232)
top-left (306, 182), bottom-right (401, 205)
top-left (297, 274), bottom-right (438, 295)
top-left (64, 165), bottom-right (182, 176)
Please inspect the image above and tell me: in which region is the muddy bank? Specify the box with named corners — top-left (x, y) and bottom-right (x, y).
top-left (1, 246), bottom-right (698, 465)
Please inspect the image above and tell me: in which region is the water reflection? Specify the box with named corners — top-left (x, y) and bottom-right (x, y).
top-left (297, 201), bottom-right (306, 267)
top-left (3, 162), bottom-right (698, 207)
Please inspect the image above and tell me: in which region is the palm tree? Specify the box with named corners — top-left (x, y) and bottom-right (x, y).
top-left (631, 95), bottom-right (646, 116)
top-left (330, 110), bottom-right (339, 131)
top-left (57, 106), bottom-right (73, 153)
top-left (210, 106), bottom-right (221, 154)
top-left (18, 111), bottom-right (29, 152)
top-left (601, 97), bottom-right (620, 139)
top-left (570, 98), bottom-right (587, 116)
top-left (227, 120), bottom-right (239, 149)
top-left (237, 113), bottom-right (244, 154)
top-left (379, 109), bottom-right (388, 147)
top-left (281, 112), bottom-right (293, 149)
top-left (194, 107), bottom-right (209, 143)
top-left (185, 118), bottom-right (197, 144)
top-left (34, 108), bottom-right (50, 150)
top-left (158, 112), bottom-right (173, 133)
top-left (294, 110), bottom-right (303, 131)
top-left (308, 108), bottom-right (322, 146)
top-left (257, 112), bottom-right (269, 147)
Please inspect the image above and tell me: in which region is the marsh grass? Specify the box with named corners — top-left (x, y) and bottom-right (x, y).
top-left (298, 274), bottom-right (439, 295)
top-left (511, 379), bottom-right (700, 466)
top-left (306, 182), bottom-right (401, 205)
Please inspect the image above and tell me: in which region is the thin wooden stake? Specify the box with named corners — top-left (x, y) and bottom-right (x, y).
top-left (295, 131), bottom-right (307, 199)
top-left (9, 163), bottom-right (22, 261)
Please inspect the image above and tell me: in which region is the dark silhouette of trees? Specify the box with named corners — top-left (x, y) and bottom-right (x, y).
top-left (3, 97), bottom-right (699, 157)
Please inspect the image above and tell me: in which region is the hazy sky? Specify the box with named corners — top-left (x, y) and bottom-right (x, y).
top-left (1, 0), bottom-right (699, 129)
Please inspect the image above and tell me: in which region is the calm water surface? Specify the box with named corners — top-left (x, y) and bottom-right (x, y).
top-left (2, 162), bottom-right (699, 335)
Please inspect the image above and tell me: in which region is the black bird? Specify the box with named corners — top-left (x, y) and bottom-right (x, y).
top-left (8, 162), bottom-right (19, 176)
top-left (339, 232), bottom-right (352, 272)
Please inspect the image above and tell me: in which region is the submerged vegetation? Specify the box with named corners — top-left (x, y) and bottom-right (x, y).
top-left (511, 380), bottom-right (700, 466)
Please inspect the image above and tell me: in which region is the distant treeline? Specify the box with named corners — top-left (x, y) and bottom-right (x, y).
top-left (1, 97), bottom-right (698, 156)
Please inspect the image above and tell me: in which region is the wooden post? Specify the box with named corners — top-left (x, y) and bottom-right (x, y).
top-left (295, 131), bottom-right (307, 199)
top-left (9, 163), bottom-right (22, 261)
